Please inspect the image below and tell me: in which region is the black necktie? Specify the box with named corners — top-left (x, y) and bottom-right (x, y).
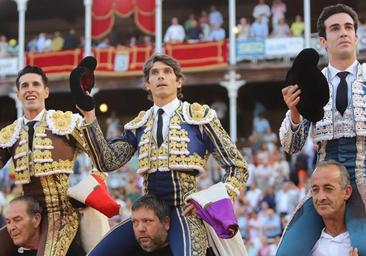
top-left (336, 71), bottom-right (349, 116)
top-left (157, 108), bottom-right (164, 147)
top-left (27, 121), bottom-right (37, 149)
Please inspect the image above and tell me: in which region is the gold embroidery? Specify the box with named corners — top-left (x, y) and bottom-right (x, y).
top-left (191, 102), bottom-right (207, 120)
top-left (128, 111), bottom-right (146, 127)
top-left (0, 120), bottom-right (18, 146)
top-left (49, 111), bottom-right (74, 134)
top-left (186, 213), bottom-right (208, 256)
top-left (41, 175), bottom-right (78, 256)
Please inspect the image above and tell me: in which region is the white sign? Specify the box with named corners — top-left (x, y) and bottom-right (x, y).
top-left (265, 37), bottom-right (304, 56)
top-left (114, 52), bottom-right (129, 72)
top-left (0, 58), bottom-right (17, 76)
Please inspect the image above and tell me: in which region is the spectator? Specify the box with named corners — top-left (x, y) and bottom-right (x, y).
top-left (250, 16), bottom-right (269, 39)
top-left (209, 5), bottom-right (224, 28)
top-left (131, 195), bottom-right (173, 255)
top-left (184, 13), bottom-right (196, 31)
top-left (237, 17), bottom-right (251, 40)
top-left (97, 38), bottom-right (111, 49)
top-left (271, 0), bottom-right (287, 28)
top-left (309, 161), bottom-right (358, 256)
top-left (208, 24), bottom-right (226, 41)
top-left (36, 33), bottom-right (48, 52)
top-left (7, 39), bottom-right (18, 56)
top-left (291, 14), bottom-right (305, 36)
top-left (271, 18), bottom-right (291, 37)
top-left (262, 208), bottom-right (282, 238)
top-left (275, 181), bottom-right (299, 216)
top-left (63, 29), bottom-right (79, 50)
top-left (0, 35), bottom-right (9, 57)
top-left (186, 19), bottom-right (202, 42)
top-left (164, 17), bottom-right (185, 43)
top-left (6, 196), bottom-right (42, 256)
top-left (252, 0), bottom-right (271, 25)
top-left (51, 31), bottom-right (64, 51)
top-left (27, 36), bottom-right (37, 53)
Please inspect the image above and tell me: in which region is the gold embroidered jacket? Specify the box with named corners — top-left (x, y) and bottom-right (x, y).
top-left (0, 110), bottom-right (89, 184)
top-left (83, 101), bottom-right (248, 200)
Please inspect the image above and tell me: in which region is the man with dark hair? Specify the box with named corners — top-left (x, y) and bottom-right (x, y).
top-left (310, 161), bottom-right (358, 256)
top-left (78, 53), bottom-right (248, 255)
top-left (131, 195), bottom-right (172, 255)
top-left (278, 3), bottom-right (366, 255)
top-left (0, 65), bottom-right (99, 256)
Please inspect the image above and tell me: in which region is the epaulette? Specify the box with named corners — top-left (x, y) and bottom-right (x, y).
top-left (0, 119), bottom-right (22, 148)
top-left (46, 110), bottom-right (83, 135)
top-left (124, 108), bottom-right (152, 130)
top-left (182, 101), bottom-right (216, 125)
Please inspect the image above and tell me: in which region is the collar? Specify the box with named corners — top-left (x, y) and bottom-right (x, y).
top-left (153, 98), bottom-right (180, 117)
top-left (328, 60), bottom-right (358, 81)
top-left (23, 109), bottom-right (45, 125)
top-left (320, 228), bottom-right (350, 243)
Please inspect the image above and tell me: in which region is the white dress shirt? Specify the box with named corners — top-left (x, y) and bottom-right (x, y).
top-left (23, 109), bottom-right (45, 125)
top-left (310, 229), bottom-right (352, 256)
top-left (327, 60), bottom-right (358, 104)
top-left (152, 98), bottom-right (180, 143)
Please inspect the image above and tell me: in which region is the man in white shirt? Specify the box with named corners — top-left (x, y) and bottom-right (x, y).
top-left (309, 161), bottom-right (357, 256)
top-left (277, 4), bottom-right (366, 256)
top-left (164, 17), bottom-right (185, 43)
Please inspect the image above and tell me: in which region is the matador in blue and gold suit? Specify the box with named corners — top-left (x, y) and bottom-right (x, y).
top-left (83, 98), bottom-right (248, 256)
top-left (277, 62), bottom-right (366, 256)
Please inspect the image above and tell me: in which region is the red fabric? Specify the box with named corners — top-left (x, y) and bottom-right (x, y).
top-left (92, 16), bottom-right (115, 39)
top-left (84, 174), bottom-right (120, 218)
top-left (114, 0), bottom-right (134, 17)
top-left (135, 0), bottom-right (155, 14)
top-left (92, 0), bottom-right (155, 38)
top-left (92, 0), bottom-right (114, 18)
top-left (135, 10), bottom-right (155, 35)
top-left (25, 41), bottom-right (228, 76)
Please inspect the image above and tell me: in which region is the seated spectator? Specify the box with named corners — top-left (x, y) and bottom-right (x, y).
top-left (208, 24), bottom-right (225, 41)
top-left (164, 17), bottom-right (185, 43)
top-left (63, 29), bottom-right (80, 50)
top-left (291, 15), bottom-right (305, 36)
top-left (0, 35), bottom-right (9, 57)
top-left (209, 5), bottom-right (224, 29)
top-left (237, 17), bottom-right (251, 40)
top-left (35, 33), bottom-right (50, 52)
top-left (262, 208), bottom-right (282, 238)
top-left (7, 39), bottom-right (18, 56)
top-left (252, 0), bottom-right (271, 25)
top-left (27, 36), bottom-right (37, 53)
top-left (184, 14), bottom-right (196, 31)
top-left (271, 18), bottom-right (291, 38)
top-left (250, 16), bottom-right (269, 39)
top-left (131, 195), bottom-right (173, 255)
top-left (309, 161), bottom-right (358, 256)
top-left (6, 196), bottom-right (41, 256)
top-left (97, 38), bottom-right (111, 49)
top-left (51, 31), bottom-right (64, 51)
top-left (271, 0), bottom-right (287, 28)
top-left (186, 19), bottom-right (202, 42)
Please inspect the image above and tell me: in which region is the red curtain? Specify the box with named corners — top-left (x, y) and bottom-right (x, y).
top-left (92, 0), bottom-right (155, 39)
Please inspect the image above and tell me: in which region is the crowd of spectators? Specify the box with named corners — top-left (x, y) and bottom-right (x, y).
top-left (0, 35), bottom-right (18, 57)
top-left (237, 0), bottom-right (304, 40)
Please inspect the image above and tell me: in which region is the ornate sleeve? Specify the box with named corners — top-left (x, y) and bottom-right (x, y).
top-left (81, 119), bottom-right (137, 172)
top-left (203, 117), bottom-right (249, 200)
top-left (279, 110), bottom-right (311, 154)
